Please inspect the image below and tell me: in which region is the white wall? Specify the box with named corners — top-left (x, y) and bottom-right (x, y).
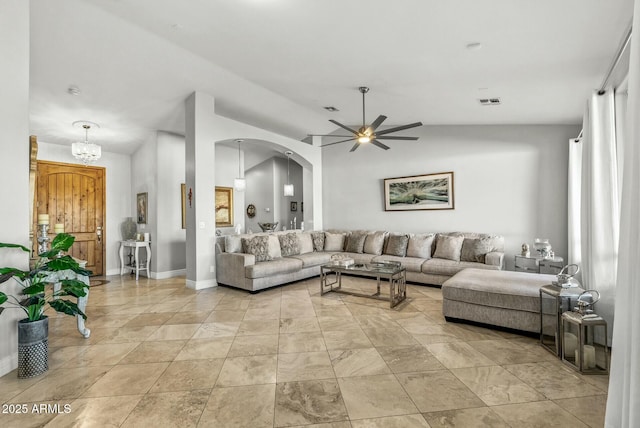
top-left (36, 142), bottom-right (132, 275)
top-left (0, 0), bottom-right (30, 376)
top-left (322, 125), bottom-right (579, 269)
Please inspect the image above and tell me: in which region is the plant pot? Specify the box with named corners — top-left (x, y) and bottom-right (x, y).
top-left (18, 316), bottom-right (48, 378)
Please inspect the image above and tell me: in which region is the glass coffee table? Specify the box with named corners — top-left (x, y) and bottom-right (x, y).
top-left (320, 261), bottom-right (407, 308)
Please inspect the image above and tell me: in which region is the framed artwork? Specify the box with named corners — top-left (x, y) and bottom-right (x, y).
top-left (181, 183), bottom-right (186, 229)
top-left (246, 204), bottom-right (256, 218)
top-left (301, 202), bottom-right (303, 212)
top-left (215, 186), bottom-right (234, 227)
top-left (290, 201), bottom-right (297, 212)
top-left (384, 171), bottom-right (454, 211)
top-left (137, 192), bottom-right (148, 224)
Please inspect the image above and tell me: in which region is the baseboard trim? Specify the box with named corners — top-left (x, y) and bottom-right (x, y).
top-left (186, 279), bottom-right (217, 290)
top-left (0, 354), bottom-right (17, 377)
top-left (150, 269), bottom-right (186, 280)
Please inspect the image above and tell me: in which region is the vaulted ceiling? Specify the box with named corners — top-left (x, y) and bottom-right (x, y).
top-left (29, 0), bottom-right (633, 154)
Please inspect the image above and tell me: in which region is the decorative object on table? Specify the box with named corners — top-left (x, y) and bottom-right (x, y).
top-left (533, 238), bottom-right (552, 259)
top-left (215, 186), bottom-right (233, 227)
top-left (521, 243), bottom-right (530, 257)
top-left (290, 201), bottom-right (297, 212)
top-left (36, 213), bottom-right (50, 255)
top-left (215, 229), bottom-right (222, 236)
top-left (553, 264), bottom-right (581, 288)
top-left (284, 151), bottom-right (294, 197)
top-left (136, 192), bottom-right (148, 224)
top-left (233, 139), bottom-right (246, 192)
top-left (181, 183), bottom-right (186, 229)
top-left (53, 223), bottom-right (64, 234)
top-left (330, 254), bottom-right (354, 267)
top-left (246, 204), bottom-right (256, 218)
top-left (384, 172), bottom-right (454, 211)
top-left (561, 290), bottom-right (608, 374)
top-left (234, 224), bottom-right (243, 235)
top-left (71, 121), bottom-right (101, 165)
top-left (539, 283), bottom-right (585, 357)
top-left (257, 222), bottom-right (278, 232)
top-left (0, 233), bottom-right (91, 378)
top-left (120, 217), bottom-right (137, 240)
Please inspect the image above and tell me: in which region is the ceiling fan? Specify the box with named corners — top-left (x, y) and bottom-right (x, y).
top-left (314, 86), bottom-right (423, 152)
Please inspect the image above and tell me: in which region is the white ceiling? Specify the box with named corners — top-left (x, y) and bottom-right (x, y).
top-left (29, 0), bottom-right (633, 154)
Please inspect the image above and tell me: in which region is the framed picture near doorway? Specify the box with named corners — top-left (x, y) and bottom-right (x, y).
top-left (137, 192), bottom-right (148, 224)
top-left (215, 186), bottom-right (234, 227)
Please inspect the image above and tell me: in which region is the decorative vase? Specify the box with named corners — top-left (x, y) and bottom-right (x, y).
top-left (18, 316), bottom-right (49, 378)
top-left (121, 217), bottom-right (137, 240)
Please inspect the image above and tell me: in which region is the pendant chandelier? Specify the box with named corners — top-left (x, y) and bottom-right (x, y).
top-left (71, 121), bottom-right (101, 165)
top-left (233, 139), bottom-right (246, 192)
top-left (284, 151), bottom-right (294, 197)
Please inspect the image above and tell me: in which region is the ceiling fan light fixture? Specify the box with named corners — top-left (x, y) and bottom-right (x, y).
top-left (358, 135), bottom-right (371, 144)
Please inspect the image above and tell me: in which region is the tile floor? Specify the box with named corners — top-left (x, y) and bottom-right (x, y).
top-left (0, 275), bottom-right (609, 427)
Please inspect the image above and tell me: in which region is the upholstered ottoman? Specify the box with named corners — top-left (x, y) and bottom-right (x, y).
top-left (442, 268), bottom-right (556, 333)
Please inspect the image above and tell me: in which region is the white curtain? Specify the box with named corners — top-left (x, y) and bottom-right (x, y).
top-left (605, 7), bottom-right (640, 427)
top-left (567, 138), bottom-right (582, 268)
top-left (579, 90), bottom-right (619, 341)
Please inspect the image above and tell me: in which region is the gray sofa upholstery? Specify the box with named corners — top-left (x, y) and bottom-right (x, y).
top-left (215, 230), bottom-right (505, 292)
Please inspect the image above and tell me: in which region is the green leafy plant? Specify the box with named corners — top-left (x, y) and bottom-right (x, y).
top-left (0, 233), bottom-right (92, 322)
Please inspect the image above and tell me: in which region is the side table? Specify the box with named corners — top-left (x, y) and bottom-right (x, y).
top-left (119, 240), bottom-right (151, 281)
top-left (515, 255), bottom-right (564, 274)
top-left (539, 284), bottom-right (585, 357)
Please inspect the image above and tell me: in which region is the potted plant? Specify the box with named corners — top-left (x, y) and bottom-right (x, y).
top-left (0, 233), bottom-right (91, 378)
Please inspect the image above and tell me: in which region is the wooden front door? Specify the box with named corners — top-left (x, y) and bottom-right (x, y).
top-left (36, 161), bottom-right (105, 276)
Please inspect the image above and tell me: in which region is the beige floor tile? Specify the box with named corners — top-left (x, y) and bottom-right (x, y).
top-left (279, 332), bottom-right (327, 353)
top-left (554, 395), bottom-right (607, 428)
top-left (87, 313), bottom-right (138, 328)
top-left (164, 311), bottom-right (211, 324)
top-left (175, 337), bottom-right (233, 360)
top-left (275, 379), bottom-right (349, 426)
top-left (425, 342), bottom-right (495, 369)
top-left (120, 340), bottom-right (186, 364)
top-left (362, 327), bottom-right (419, 347)
top-left (228, 334), bottom-right (279, 357)
top-left (0, 368), bottom-right (49, 403)
top-left (279, 317), bottom-right (321, 333)
top-left (354, 314), bottom-right (397, 330)
top-left (11, 366), bottom-right (112, 402)
top-left (468, 339), bottom-right (557, 364)
top-left (492, 400), bottom-right (589, 427)
top-left (323, 329), bottom-right (373, 350)
top-left (338, 374), bottom-right (418, 419)
top-left (423, 406), bottom-right (510, 428)
top-left (121, 390), bottom-right (210, 428)
top-left (244, 307), bottom-right (281, 320)
top-left (277, 351), bottom-right (335, 382)
top-left (395, 315), bottom-right (438, 335)
top-left (317, 316), bottom-right (360, 331)
top-left (396, 370), bottom-right (484, 413)
top-left (62, 342), bottom-right (138, 367)
top-left (0, 400), bottom-right (61, 427)
top-left (377, 345), bottom-right (445, 373)
top-left (329, 348), bottom-right (390, 378)
top-left (238, 319), bottom-right (280, 335)
top-left (150, 358), bottom-right (224, 392)
top-left (288, 423), bottom-right (352, 428)
top-left (145, 323), bottom-right (200, 341)
top-left (451, 365), bottom-right (546, 406)
top-left (192, 321), bottom-right (240, 339)
top-left (98, 325), bottom-right (160, 344)
top-left (84, 362), bottom-right (169, 397)
top-left (204, 309), bottom-right (247, 322)
top-left (46, 395), bottom-right (144, 428)
top-left (48, 345), bottom-right (90, 370)
top-left (200, 384), bottom-right (276, 428)
top-left (216, 355), bottom-right (278, 387)
top-left (351, 414), bottom-right (431, 428)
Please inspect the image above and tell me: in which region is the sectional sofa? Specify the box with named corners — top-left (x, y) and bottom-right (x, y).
top-left (215, 230), bottom-right (505, 292)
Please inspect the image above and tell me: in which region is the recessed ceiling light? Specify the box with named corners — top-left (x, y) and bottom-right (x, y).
top-left (323, 106), bottom-right (339, 112)
top-left (466, 42), bottom-right (482, 51)
top-left (478, 98), bottom-right (501, 106)
top-left (67, 86), bottom-right (81, 96)
top-left (478, 87), bottom-right (489, 91)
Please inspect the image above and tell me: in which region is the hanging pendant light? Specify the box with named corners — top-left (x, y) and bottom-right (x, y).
top-left (284, 151), bottom-right (294, 197)
top-left (233, 139), bottom-right (246, 192)
top-left (71, 121), bottom-right (101, 165)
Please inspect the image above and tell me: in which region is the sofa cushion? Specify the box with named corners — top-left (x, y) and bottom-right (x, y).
top-left (433, 234), bottom-right (464, 261)
top-left (324, 232), bottom-right (346, 251)
top-left (311, 232), bottom-right (325, 252)
top-left (384, 234), bottom-right (409, 257)
top-left (225, 235), bottom-right (243, 253)
top-left (279, 233), bottom-right (300, 257)
top-left (298, 233), bottom-right (314, 254)
top-left (288, 252), bottom-right (333, 268)
top-left (460, 237), bottom-right (495, 263)
top-left (363, 231), bottom-right (386, 255)
top-left (345, 231), bottom-right (367, 253)
top-left (422, 258), bottom-right (500, 276)
top-left (241, 236), bottom-right (273, 262)
top-left (372, 255), bottom-right (426, 273)
top-left (245, 258), bottom-right (303, 279)
top-left (407, 233), bottom-right (435, 259)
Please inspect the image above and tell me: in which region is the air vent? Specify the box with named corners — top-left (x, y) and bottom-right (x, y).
top-left (478, 98), bottom-right (501, 105)
top-left (323, 106), bottom-right (339, 112)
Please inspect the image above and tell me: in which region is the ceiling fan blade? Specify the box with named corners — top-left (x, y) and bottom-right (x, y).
top-left (349, 142), bottom-right (360, 152)
top-left (320, 137), bottom-right (356, 147)
top-left (375, 122), bottom-right (423, 136)
top-left (376, 136), bottom-right (419, 141)
top-left (329, 119), bottom-right (360, 135)
top-left (369, 115), bottom-right (387, 131)
top-left (307, 134), bottom-right (353, 138)
top-left (371, 139), bottom-right (390, 150)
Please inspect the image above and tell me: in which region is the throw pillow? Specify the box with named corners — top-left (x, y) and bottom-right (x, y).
top-left (383, 234), bottom-right (409, 257)
top-left (406, 233), bottom-right (435, 259)
top-left (363, 231), bottom-right (386, 255)
top-left (241, 236), bottom-right (272, 262)
top-left (267, 235), bottom-right (282, 259)
top-left (433, 234), bottom-right (464, 261)
top-left (279, 233), bottom-right (300, 257)
top-left (298, 233), bottom-right (314, 254)
top-left (460, 237), bottom-right (495, 263)
top-left (224, 235), bottom-right (243, 253)
top-left (324, 232), bottom-right (346, 252)
top-left (311, 232), bottom-right (325, 252)
top-left (345, 231), bottom-right (367, 253)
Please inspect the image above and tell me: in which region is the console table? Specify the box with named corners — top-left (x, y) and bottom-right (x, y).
top-left (119, 240), bottom-right (151, 280)
top-left (515, 255), bottom-right (564, 274)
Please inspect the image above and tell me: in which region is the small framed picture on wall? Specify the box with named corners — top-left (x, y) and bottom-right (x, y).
top-left (137, 192), bottom-right (148, 224)
top-left (290, 201), bottom-right (297, 212)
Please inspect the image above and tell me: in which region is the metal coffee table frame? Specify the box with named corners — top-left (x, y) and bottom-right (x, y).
top-left (320, 262), bottom-right (407, 308)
